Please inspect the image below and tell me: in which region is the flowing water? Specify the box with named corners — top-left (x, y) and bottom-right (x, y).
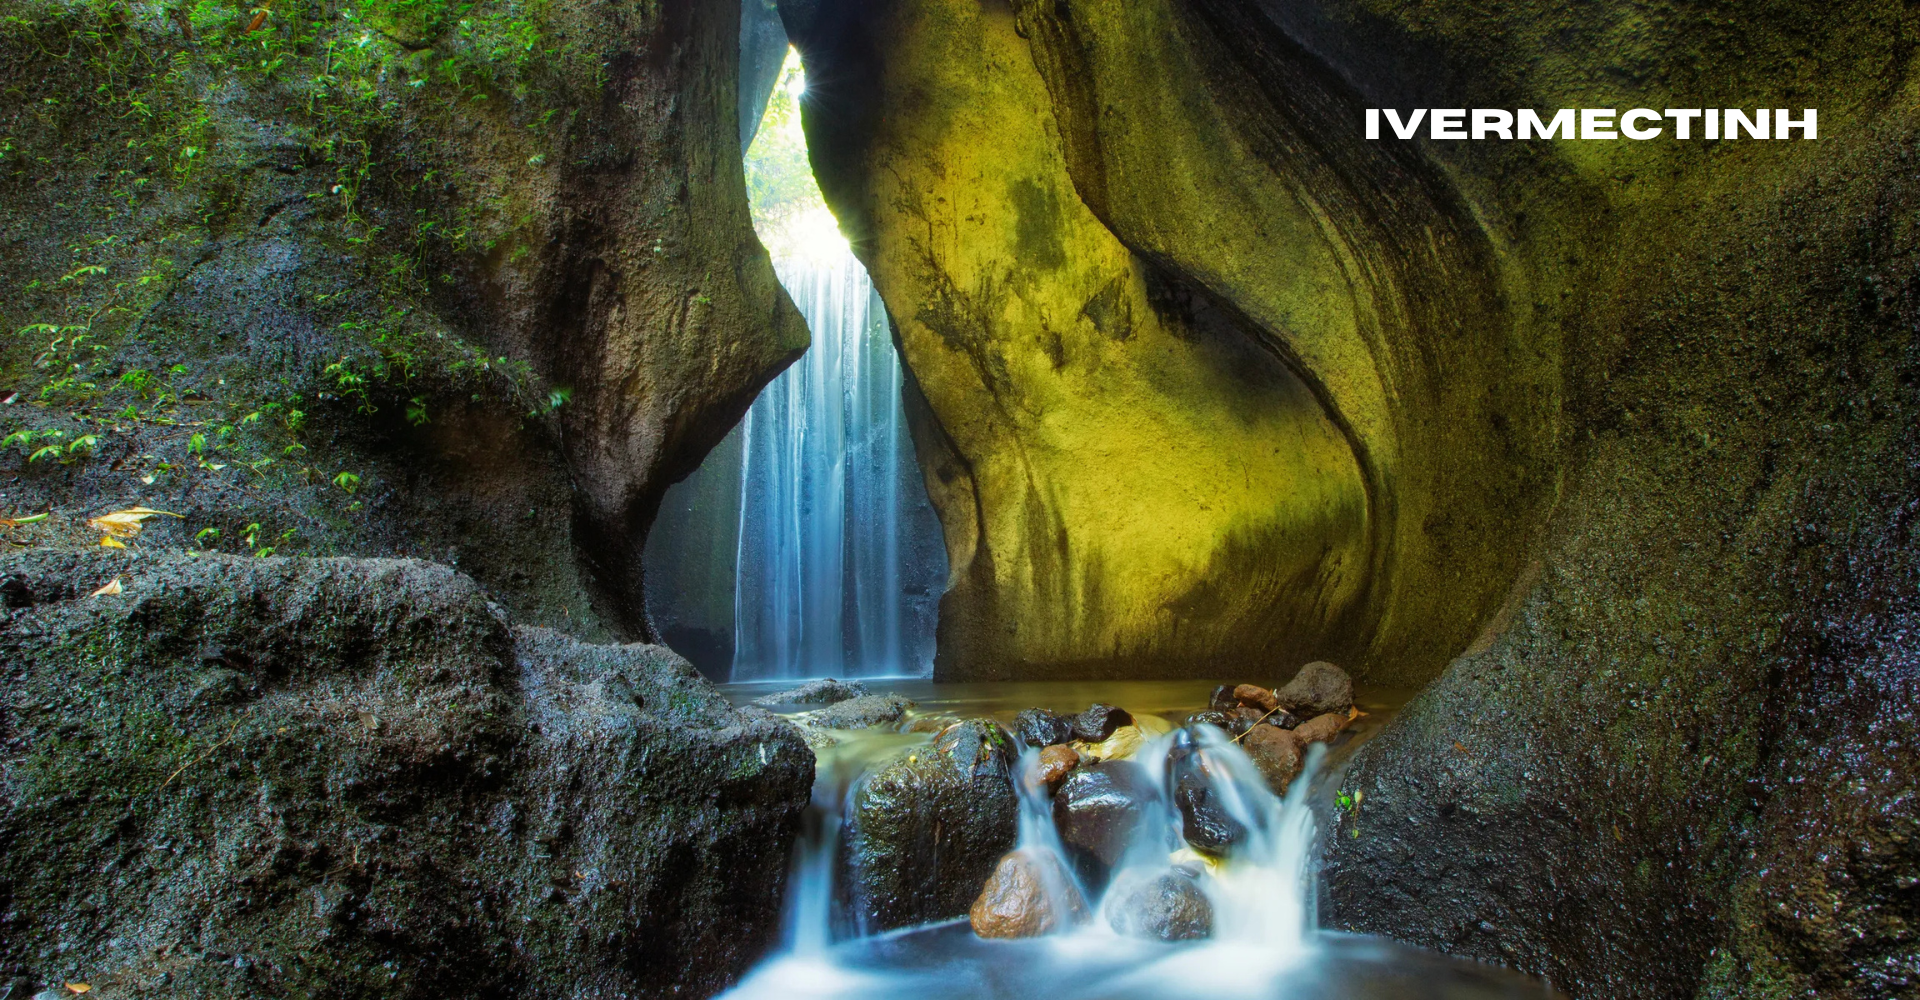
top-left (716, 681), bottom-right (1562, 1000)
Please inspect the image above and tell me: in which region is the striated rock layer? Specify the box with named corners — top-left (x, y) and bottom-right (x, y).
top-left (0, 551), bottom-right (812, 998)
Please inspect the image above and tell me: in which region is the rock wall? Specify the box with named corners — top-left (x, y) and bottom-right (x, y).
top-left (0, 0), bottom-right (806, 640)
top-left (782, 0), bottom-right (1920, 994)
top-left (0, 550), bottom-right (813, 999)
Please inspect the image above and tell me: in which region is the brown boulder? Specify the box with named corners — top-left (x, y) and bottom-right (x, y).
top-left (1233, 684), bottom-right (1279, 711)
top-left (1036, 744), bottom-right (1081, 791)
top-left (1241, 725), bottom-right (1305, 795)
top-left (1294, 712), bottom-right (1352, 745)
top-left (970, 850), bottom-right (1089, 938)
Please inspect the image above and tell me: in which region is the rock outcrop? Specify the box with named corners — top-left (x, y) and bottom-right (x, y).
top-left (0, 550), bottom-right (812, 999)
top-left (782, 0), bottom-right (1920, 994)
top-left (0, 0), bottom-right (805, 642)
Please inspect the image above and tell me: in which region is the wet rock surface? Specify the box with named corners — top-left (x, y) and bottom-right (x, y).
top-left (1233, 684), bottom-right (1279, 712)
top-left (1241, 725), bottom-right (1305, 795)
top-left (1014, 708), bottom-right (1075, 748)
top-left (842, 720), bottom-right (1020, 931)
top-left (1053, 760), bottom-right (1155, 869)
top-left (1104, 867), bottom-right (1213, 941)
top-left (1293, 712), bottom-right (1351, 745)
top-left (1035, 744), bottom-right (1081, 791)
top-left (1166, 731), bottom-right (1247, 856)
top-left (755, 678), bottom-right (871, 706)
top-left (1275, 662), bottom-right (1353, 718)
top-left (968, 850), bottom-right (1089, 938)
top-left (802, 693), bottom-right (916, 730)
top-left (0, 551), bottom-right (812, 999)
top-left (1070, 703), bottom-right (1135, 743)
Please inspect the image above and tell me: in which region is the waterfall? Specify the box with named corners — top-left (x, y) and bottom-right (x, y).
top-left (731, 247), bottom-right (935, 680)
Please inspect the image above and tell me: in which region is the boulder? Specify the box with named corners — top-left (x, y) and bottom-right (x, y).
top-left (803, 693), bottom-right (915, 730)
top-left (753, 678), bottom-right (870, 707)
top-left (1276, 661), bottom-right (1354, 718)
top-left (1242, 725), bottom-right (1305, 795)
top-left (1184, 710), bottom-right (1233, 733)
top-left (1104, 867), bottom-right (1213, 941)
top-left (1053, 760), bottom-right (1155, 868)
top-left (969, 849), bottom-right (1088, 938)
top-left (1035, 744), bottom-right (1081, 791)
top-left (1070, 703), bottom-right (1134, 742)
top-left (1233, 684), bottom-right (1279, 711)
top-left (1208, 685), bottom-right (1239, 712)
top-left (1166, 729), bottom-right (1247, 857)
top-left (1294, 712), bottom-right (1352, 745)
top-left (0, 551), bottom-right (813, 999)
top-left (1229, 705), bottom-right (1268, 734)
top-left (1013, 707), bottom-right (1075, 748)
top-left (1264, 708), bottom-right (1305, 730)
top-left (841, 720), bottom-right (1020, 931)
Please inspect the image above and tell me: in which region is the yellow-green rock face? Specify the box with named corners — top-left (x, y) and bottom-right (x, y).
top-left (801, 0), bottom-right (1370, 678)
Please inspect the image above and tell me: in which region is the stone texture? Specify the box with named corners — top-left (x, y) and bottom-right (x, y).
top-left (0, 0), bottom-right (805, 644)
top-left (1013, 708), bottom-right (1075, 749)
top-left (1053, 761), bottom-right (1155, 869)
top-left (840, 720), bottom-right (1020, 931)
top-left (1035, 744), bottom-right (1081, 792)
top-left (1069, 704), bottom-right (1134, 743)
top-left (1275, 662), bottom-right (1353, 718)
top-left (1293, 712), bottom-right (1350, 745)
top-left (0, 550), bottom-right (812, 999)
top-left (968, 849), bottom-right (1088, 938)
top-left (800, 693), bottom-right (915, 731)
top-left (1241, 725), bottom-right (1304, 796)
top-left (1233, 684), bottom-right (1279, 711)
top-left (752, 678), bottom-right (871, 706)
top-left (1104, 867), bottom-right (1214, 942)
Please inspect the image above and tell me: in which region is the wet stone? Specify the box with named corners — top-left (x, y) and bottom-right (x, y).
top-left (1053, 760), bottom-right (1154, 868)
top-left (1035, 744), bottom-right (1080, 792)
top-left (1241, 724), bottom-right (1304, 795)
top-left (1166, 729), bottom-right (1247, 857)
top-left (1184, 710), bottom-right (1232, 733)
top-left (1014, 708), bottom-right (1075, 748)
top-left (1208, 685), bottom-right (1238, 712)
top-left (969, 849), bottom-right (1089, 938)
top-left (803, 693), bottom-right (914, 730)
top-left (1233, 683), bottom-right (1279, 711)
top-left (1294, 711), bottom-right (1351, 745)
top-left (1276, 661), bottom-right (1353, 718)
top-left (1070, 703), bottom-right (1134, 742)
top-left (1104, 866), bottom-right (1213, 941)
top-left (1229, 705), bottom-right (1267, 735)
top-left (753, 678), bottom-right (870, 707)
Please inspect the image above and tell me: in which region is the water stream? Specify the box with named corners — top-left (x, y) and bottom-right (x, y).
top-left (718, 683), bottom-right (1560, 1000)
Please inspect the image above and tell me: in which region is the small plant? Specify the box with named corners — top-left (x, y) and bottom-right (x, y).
top-left (332, 470), bottom-right (362, 493)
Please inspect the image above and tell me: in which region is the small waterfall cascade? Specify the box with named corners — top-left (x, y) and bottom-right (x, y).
top-left (731, 247), bottom-right (934, 680)
top-left (720, 726), bottom-right (1338, 1000)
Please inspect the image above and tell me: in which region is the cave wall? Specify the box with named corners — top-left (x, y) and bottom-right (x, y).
top-left (0, 0), bottom-right (805, 639)
top-left (783, 0), bottom-right (1920, 994)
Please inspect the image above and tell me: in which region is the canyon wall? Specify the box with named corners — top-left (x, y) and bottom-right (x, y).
top-left (783, 0), bottom-right (1920, 994)
top-left (0, 0), bottom-right (805, 639)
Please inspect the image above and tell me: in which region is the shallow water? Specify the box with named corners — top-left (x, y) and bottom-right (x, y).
top-left (717, 679), bottom-right (1561, 1000)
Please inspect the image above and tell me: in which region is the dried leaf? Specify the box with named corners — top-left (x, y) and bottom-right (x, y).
top-left (88, 506), bottom-right (182, 538)
top-left (66, 985), bottom-right (92, 995)
top-left (0, 511), bottom-right (47, 529)
top-left (91, 577), bottom-right (124, 597)
top-left (357, 710), bottom-right (379, 732)
top-left (245, 8), bottom-right (267, 30)
top-left (99, 536), bottom-right (126, 549)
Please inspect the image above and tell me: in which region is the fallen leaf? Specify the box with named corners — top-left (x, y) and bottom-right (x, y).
top-left (66, 985), bottom-right (92, 995)
top-left (246, 8), bottom-right (268, 30)
top-left (88, 506), bottom-right (182, 539)
top-left (1453, 741), bottom-right (1468, 754)
top-left (99, 536), bottom-right (126, 549)
top-left (356, 710), bottom-right (379, 732)
top-left (0, 511), bottom-right (48, 529)
top-left (91, 577), bottom-right (124, 597)
top-left (140, 473), bottom-right (156, 485)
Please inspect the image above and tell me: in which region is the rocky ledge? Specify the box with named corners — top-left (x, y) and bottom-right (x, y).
top-left (0, 551), bottom-right (812, 1000)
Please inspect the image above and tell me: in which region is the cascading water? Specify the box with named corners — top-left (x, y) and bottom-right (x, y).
top-left (732, 249), bottom-right (927, 680)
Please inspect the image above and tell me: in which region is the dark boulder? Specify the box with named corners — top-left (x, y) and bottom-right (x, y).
top-left (1276, 661), bottom-right (1354, 718)
top-left (841, 720), bottom-right (1020, 931)
top-left (753, 678), bottom-right (870, 706)
top-left (0, 551), bottom-right (812, 1000)
top-left (1053, 760), bottom-right (1155, 868)
top-left (1207, 685), bottom-right (1238, 712)
top-left (1166, 729), bottom-right (1248, 856)
top-left (804, 693), bottom-right (915, 730)
top-left (1070, 703), bottom-right (1135, 742)
top-left (1014, 707), bottom-right (1075, 748)
top-left (1184, 709), bottom-right (1233, 732)
top-left (1104, 867), bottom-right (1213, 941)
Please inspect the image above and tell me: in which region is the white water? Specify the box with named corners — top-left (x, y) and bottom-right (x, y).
top-left (721, 728), bottom-right (1340, 1000)
top-left (731, 248), bottom-right (935, 680)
